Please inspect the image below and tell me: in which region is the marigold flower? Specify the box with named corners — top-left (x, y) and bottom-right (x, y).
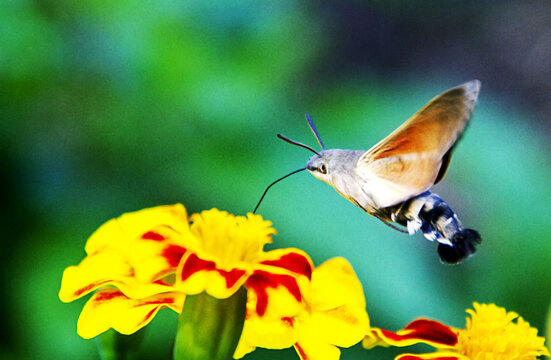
top-left (235, 257), bottom-right (370, 360)
top-left (363, 302), bottom-right (550, 360)
top-left (59, 204), bottom-right (313, 339)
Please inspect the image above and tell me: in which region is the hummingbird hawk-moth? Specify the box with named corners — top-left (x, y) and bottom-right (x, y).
top-left (255, 80), bottom-right (481, 264)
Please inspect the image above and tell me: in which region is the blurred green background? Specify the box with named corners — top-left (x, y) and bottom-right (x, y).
top-left (2, 1), bottom-right (551, 359)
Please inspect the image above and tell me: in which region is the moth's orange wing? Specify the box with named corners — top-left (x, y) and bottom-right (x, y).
top-left (355, 80), bottom-right (480, 208)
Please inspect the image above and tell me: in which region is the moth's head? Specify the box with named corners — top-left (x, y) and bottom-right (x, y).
top-left (276, 133), bottom-right (330, 181)
top-left (252, 114), bottom-right (334, 214)
top-left (306, 152), bottom-right (330, 181)
top-left (278, 112), bottom-right (330, 181)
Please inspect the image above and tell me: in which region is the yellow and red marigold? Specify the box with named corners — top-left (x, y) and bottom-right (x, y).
top-left (59, 204), bottom-right (313, 339)
top-left (364, 302), bottom-right (550, 360)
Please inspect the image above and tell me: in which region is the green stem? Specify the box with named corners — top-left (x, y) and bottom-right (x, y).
top-left (96, 328), bottom-right (145, 360)
top-left (174, 287), bottom-right (248, 360)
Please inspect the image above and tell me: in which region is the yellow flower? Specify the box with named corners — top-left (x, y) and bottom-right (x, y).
top-left (59, 205), bottom-right (314, 339)
top-left (547, 302), bottom-right (551, 359)
top-left (235, 257), bottom-right (370, 360)
top-left (458, 303), bottom-right (549, 360)
top-left (174, 209), bottom-right (313, 319)
top-left (363, 302), bottom-right (550, 360)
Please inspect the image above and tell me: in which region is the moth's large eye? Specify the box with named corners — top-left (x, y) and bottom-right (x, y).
top-left (319, 164), bottom-right (327, 174)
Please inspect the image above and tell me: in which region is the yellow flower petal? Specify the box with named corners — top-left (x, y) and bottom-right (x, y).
top-left (233, 342), bottom-right (256, 360)
top-left (127, 224), bottom-right (188, 283)
top-left (307, 304), bottom-right (369, 348)
top-left (247, 248), bottom-right (313, 317)
top-left (85, 204), bottom-right (189, 255)
top-left (294, 325), bottom-right (341, 360)
top-left (245, 269), bottom-right (307, 319)
top-left (363, 320), bottom-right (458, 349)
top-left (59, 251), bottom-right (131, 303)
top-left (395, 352), bottom-right (467, 360)
top-left (256, 248), bottom-right (313, 280)
top-left (305, 257), bottom-right (369, 347)
top-left (175, 252), bottom-right (250, 299)
top-left (234, 250), bottom-right (315, 359)
top-left (77, 288), bottom-right (184, 339)
top-left (310, 257), bottom-right (366, 311)
top-left (235, 315), bottom-right (296, 358)
top-left (59, 250), bottom-right (176, 302)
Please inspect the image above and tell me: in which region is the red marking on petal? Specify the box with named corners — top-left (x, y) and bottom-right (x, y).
top-left (281, 317), bottom-right (294, 327)
top-left (246, 270), bottom-right (302, 316)
top-left (217, 268), bottom-right (247, 289)
top-left (161, 224), bottom-right (180, 235)
top-left (73, 280), bottom-right (111, 297)
top-left (261, 253), bottom-right (312, 280)
top-left (162, 245), bottom-right (187, 268)
top-left (404, 319), bottom-right (458, 346)
top-left (94, 290), bottom-right (125, 302)
top-left (180, 254), bottom-right (246, 289)
top-left (137, 307), bottom-right (159, 327)
top-left (142, 231), bottom-right (166, 241)
top-left (74, 283), bottom-right (96, 297)
top-left (399, 357), bottom-right (459, 360)
top-left (295, 343), bottom-right (308, 360)
top-left (143, 297), bottom-right (175, 305)
top-left (381, 319), bottom-right (458, 346)
top-left (180, 254), bottom-right (216, 281)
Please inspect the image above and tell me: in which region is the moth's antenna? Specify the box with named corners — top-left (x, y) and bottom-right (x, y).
top-left (253, 168), bottom-right (306, 214)
top-left (305, 113), bottom-right (326, 150)
top-left (277, 134), bottom-right (321, 156)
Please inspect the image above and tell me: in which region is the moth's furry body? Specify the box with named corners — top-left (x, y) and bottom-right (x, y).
top-left (275, 80), bottom-right (482, 264)
top-left (306, 149), bottom-right (481, 264)
top-left (381, 191), bottom-right (479, 263)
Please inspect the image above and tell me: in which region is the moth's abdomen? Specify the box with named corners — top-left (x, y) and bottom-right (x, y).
top-left (389, 191), bottom-right (481, 264)
top-left (437, 229), bottom-right (480, 264)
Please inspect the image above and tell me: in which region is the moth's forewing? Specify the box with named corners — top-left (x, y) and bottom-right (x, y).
top-left (355, 80), bottom-right (480, 208)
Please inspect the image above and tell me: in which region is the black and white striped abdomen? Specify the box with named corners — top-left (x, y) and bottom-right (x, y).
top-left (387, 191), bottom-right (481, 264)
